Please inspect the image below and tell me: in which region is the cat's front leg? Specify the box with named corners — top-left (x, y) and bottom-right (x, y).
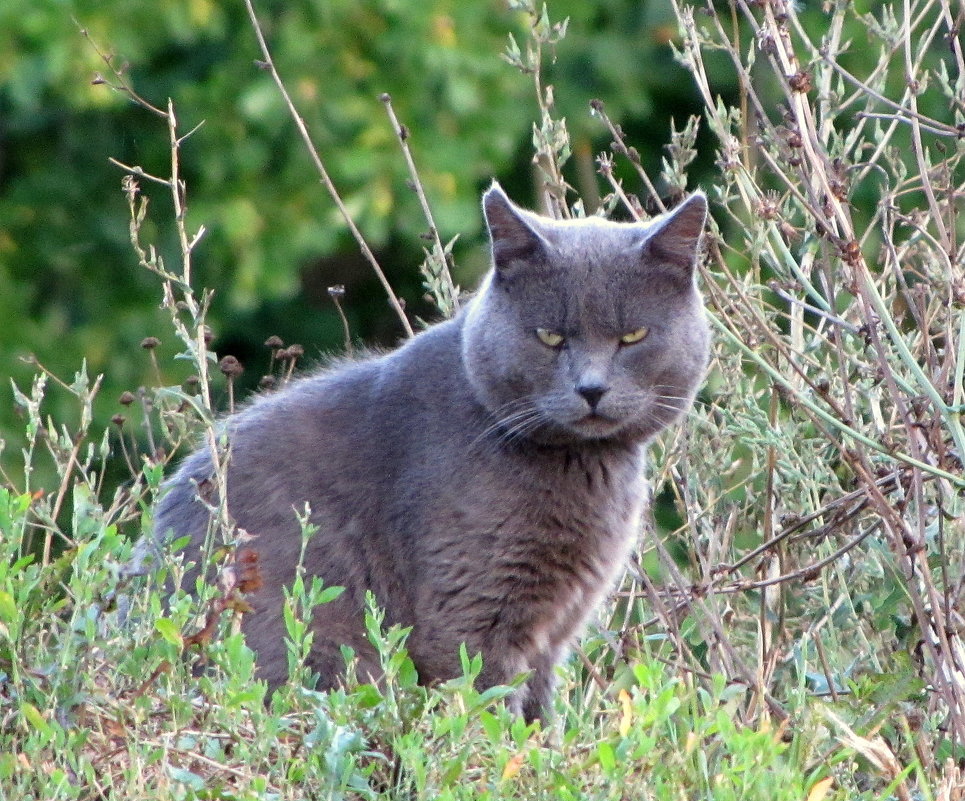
top-left (474, 646), bottom-right (534, 717)
top-left (475, 645), bottom-right (561, 724)
top-left (520, 648), bottom-right (564, 724)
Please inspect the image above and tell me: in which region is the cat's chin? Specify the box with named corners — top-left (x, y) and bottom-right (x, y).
top-left (525, 414), bottom-right (635, 446)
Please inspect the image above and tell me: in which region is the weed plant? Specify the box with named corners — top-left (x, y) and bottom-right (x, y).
top-left (1, 0), bottom-right (963, 798)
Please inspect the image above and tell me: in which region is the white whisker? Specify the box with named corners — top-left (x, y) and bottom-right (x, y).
top-left (472, 398), bottom-right (548, 450)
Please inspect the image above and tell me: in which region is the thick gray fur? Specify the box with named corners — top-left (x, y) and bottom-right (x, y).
top-left (153, 183), bottom-right (710, 722)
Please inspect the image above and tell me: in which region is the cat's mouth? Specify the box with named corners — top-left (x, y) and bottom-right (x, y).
top-left (570, 412), bottom-right (623, 438)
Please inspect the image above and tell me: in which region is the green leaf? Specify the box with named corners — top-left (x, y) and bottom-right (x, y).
top-left (21, 702), bottom-right (53, 739)
top-left (0, 590), bottom-right (17, 624)
top-left (166, 766), bottom-right (204, 790)
top-left (154, 617), bottom-right (183, 648)
top-left (480, 710), bottom-right (503, 742)
top-left (597, 741), bottom-right (616, 772)
top-left (317, 585), bottom-right (345, 605)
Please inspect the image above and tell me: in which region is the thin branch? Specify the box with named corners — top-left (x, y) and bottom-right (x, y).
top-left (380, 93), bottom-right (459, 316)
top-left (241, 0), bottom-right (414, 338)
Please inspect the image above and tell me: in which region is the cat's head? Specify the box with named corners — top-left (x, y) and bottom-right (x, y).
top-left (461, 181), bottom-right (710, 448)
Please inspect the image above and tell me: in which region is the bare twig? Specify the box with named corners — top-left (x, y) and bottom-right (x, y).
top-left (380, 93), bottom-right (459, 317)
top-left (241, 0), bottom-right (414, 338)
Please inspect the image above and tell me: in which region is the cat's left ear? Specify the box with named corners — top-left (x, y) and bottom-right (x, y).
top-left (639, 192), bottom-right (707, 278)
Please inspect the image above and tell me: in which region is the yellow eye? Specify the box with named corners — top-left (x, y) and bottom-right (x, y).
top-left (535, 328), bottom-right (565, 348)
top-left (620, 326), bottom-right (649, 345)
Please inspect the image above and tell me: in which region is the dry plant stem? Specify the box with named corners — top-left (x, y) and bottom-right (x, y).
top-left (531, 62), bottom-right (568, 217)
top-left (730, 313), bottom-right (960, 487)
top-left (749, 0), bottom-right (965, 456)
top-left (848, 457), bottom-right (965, 741)
top-left (723, 473), bottom-right (895, 572)
top-left (241, 0), bottom-right (413, 338)
top-left (590, 101), bottom-right (665, 214)
top-left (573, 646), bottom-right (608, 692)
top-left (705, 279), bottom-right (963, 487)
top-left (116, 426), bottom-right (138, 478)
top-left (648, 529), bottom-right (789, 721)
top-left (44, 424), bottom-right (88, 565)
top-left (100, 38), bottom-right (236, 544)
top-left (79, 26), bottom-right (167, 118)
top-left (328, 289), bottom-right (354, 357)
top-left (380, 94), bottom-right (459, 315)
top-left (704, 245), bottom-right (962, 484)
top-left (599, 167), bottom-right (638, 220)
top-left (666, 0), bottom-right (965, 755)
top-left (508, 0), bottom-right (572, 217)
top-left (900, 0), bottom-right (950, 250)
top-left (158, 101), bottom-right (234, 538)
top-left (138, 390), bottom-right (159, 461)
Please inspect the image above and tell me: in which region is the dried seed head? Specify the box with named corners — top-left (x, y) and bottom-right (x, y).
top-left (264, 335), bottom-right (284, 349)
top-left (111, 414), bottom-right (126, 427)
top-left (328, 285), bottom-right (346, 300)
top-left (287, 344), bottom-right (304, 359)
top-left (118, 391), bottom-right (136, 406)
top-left (950, 277), bottom-right (965, 306)
top-left (259, 375), bottom-right (277, 390)
top-left (140, 336), bottom-right (160, 350)
top-left (841, 239), bottom-right (862, 266)
top-left (202, 326), bottom-right (214, 345)
top-left (218, 355), bottom-right (244, 378)
top-left (778, 221), bottom-right (801, 243)
top-left (829, 181), bottom-right (848, 201)
top-left (756, 193), bottom-right (780, 221)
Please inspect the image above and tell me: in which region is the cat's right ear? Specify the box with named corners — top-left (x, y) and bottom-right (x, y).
top-left (638, 191), bottom-right (707, 280)
top-left (483, 182), bottom-right (549, 273)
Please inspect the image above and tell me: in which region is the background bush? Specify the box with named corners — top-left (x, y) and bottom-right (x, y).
top-left (1, 0), bottom-right (964, 798)
top-left (0, 0), bottom-right (711, 472)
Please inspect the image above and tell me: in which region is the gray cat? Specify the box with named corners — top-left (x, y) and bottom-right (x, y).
top-left (153, 182), bottom-right (709, 722)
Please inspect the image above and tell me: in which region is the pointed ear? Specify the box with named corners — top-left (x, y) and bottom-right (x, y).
top-left (640, 192), bottom-right (707, 278)
top-left (483, 181), bottom-right (549, 272)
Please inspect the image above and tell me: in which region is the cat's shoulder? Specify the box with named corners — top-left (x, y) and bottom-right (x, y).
top-left (234, 314), bottom-right (465, 419)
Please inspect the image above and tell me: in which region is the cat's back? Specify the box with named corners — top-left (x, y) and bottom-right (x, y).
top-left (154, 315), bottom-right (470, 540)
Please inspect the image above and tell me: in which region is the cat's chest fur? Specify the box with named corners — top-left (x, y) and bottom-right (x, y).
top-left (394, 419), bottom-right (648, 687)
top-left (413, 435), bottom-right (645, 627)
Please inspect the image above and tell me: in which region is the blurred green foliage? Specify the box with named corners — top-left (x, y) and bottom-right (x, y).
top-left (0, 0), bottom-right (714, 486)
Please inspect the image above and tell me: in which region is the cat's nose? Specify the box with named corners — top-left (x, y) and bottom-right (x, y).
top-left (577, 383), bottom-right (608, 410)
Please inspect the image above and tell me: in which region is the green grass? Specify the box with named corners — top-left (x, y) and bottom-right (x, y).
top-left (0, 483), bottom-right (855, 799)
